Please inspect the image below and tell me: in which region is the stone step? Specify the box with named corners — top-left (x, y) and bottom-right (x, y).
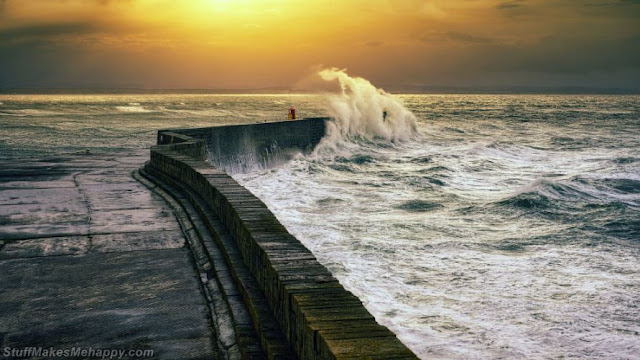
top-left (139, 166), bottom-right (295, 360)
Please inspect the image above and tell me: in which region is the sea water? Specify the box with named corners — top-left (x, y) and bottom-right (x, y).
top-left (0, 90), bottom-right (638, 359)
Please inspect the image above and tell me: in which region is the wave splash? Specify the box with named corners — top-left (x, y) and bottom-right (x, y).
top-left (211, 69), bottom-right (420, 172)
top-left (318, 68), bottom-right (418, 146)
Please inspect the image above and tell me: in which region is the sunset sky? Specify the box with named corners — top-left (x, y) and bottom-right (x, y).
top-left (1, 0), bottom-right (639, 91)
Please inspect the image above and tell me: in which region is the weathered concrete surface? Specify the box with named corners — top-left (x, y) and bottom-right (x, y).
top-left (0, 150), bottom-right (217, 359)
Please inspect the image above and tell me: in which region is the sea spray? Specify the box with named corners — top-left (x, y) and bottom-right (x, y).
top-left (208, 69), bottom-right (421, 171)
top-left (318, 68), bottom-right (418, 146)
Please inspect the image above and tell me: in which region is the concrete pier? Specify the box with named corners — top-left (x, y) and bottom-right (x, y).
top-left (0, 150), bottom-right (218, 359)
top-left (0, 119), bottom-right (418, 359)
top-left (146, 119), bottom-right (417, 360)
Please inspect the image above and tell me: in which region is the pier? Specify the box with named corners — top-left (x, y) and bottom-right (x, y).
top-left (0, 119), bottom-right (417, 359)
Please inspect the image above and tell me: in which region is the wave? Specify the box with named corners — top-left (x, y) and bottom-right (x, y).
top-left (161, 107), bottom-right (239, 117)
top-left (601, 178), bottom-right (640, 194)
top-left (483, 141), bottom-right (547, 161)
top-left (115, 105), bottom-right (152, 113)
top-left (602, 219), bottom-right (640, 242)
top-left (499, 178), bottom-right (597, 207)
top-left (335, 154), bottom-right (376, 165)
top-left (316, 197), bottom-right (345, 206)
top-left (316, 68), bottom-right (418, 149)
top-left (395, 200), bottom-right (443, 212)
top-left (410, 156), bottom-right (433, 164)
top-left (0, 109), bottom-right (64, 117)
top-left (497, 191), bottom-right (553, 210)
top-left (418, 165), bottom-right (452, 174)
top-left (328, 163), bottom-right (355, 173)
top-left (211, 70), bottom-right (422, 172)
top-left (496, 176), bottom-right (640, 212)
top-left (613, 157), bottom-right (638, 164)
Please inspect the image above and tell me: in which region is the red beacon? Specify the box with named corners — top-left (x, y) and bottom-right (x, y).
top-left (288, 106), bottom-right (296, 120)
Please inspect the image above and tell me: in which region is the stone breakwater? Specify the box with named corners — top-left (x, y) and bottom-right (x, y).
top-left (141, 118), bottom-right (418, 359)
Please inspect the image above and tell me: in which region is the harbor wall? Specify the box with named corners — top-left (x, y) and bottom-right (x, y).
top-left (145, 118), bottom-right (417, 359)
top-left (159, 118), bottom-right (327, 173)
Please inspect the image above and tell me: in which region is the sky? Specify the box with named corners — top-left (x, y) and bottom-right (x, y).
top-left (1, 0), bottom-right (639, 91)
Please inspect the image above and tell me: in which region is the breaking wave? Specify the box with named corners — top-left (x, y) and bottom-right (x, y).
top-left (115, 104), bottom-right (152, 113)
top-left (317, 68), bottom-right (418, 148)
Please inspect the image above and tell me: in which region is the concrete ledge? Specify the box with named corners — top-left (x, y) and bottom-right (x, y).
top-left (144, 119), bottom-right (417, 359)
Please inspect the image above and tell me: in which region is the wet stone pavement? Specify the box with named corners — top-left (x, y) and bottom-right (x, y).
top-left (0, 150), bottom-right (216, 359)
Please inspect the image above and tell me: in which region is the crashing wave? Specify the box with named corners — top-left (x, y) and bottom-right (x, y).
top-left (317, 68), bottom-right (418, 147)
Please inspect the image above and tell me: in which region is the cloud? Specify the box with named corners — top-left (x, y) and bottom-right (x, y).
top-left (584, 0), bottom-right (640, 6)
top-left (0, 22), bottom-right (98, 43)
top-left (365, 40), bottom-right (384, 47)
top-left (446, 32), bottom-right (494, 44)
top-left (496, 1), bottom-right (526, 10)
top-left (464, 34), bottom-right (640, 74)
top-left (419, 32), bottom-right (497, 45)
top-left (0, 19), bottom-right (149, 50)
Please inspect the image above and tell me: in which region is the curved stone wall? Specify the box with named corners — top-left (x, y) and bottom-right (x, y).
top-left (145, 119), bottom-right (417, 359)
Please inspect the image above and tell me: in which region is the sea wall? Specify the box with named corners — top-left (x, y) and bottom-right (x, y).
top-left (163, 118), bottom-right (327, 173)
top-left (145, 118), bottom-right (417, 359)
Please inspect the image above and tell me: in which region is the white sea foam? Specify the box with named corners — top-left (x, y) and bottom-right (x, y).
top-left (1, 109), bottom-right (63, 116)
top-left (318, 68), bottom-right (418, 146)
top-left (163, 108), bottom-right (236, 117)
top-left (115, 104), bottom-right (151, 113)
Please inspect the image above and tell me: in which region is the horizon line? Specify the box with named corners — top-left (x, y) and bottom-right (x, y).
top-left (1, 86), bottom-right (639, 95)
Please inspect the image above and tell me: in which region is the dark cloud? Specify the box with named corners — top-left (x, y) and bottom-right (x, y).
top-left (446, 32), bottom-right (494, 44)
top-left (461, 34), bottom-right (640, 75)
top-left (0, 23), bottom-right (99, 46)
top-left (496, 0), bottom-right (526, 10)
top-left (584, 0), bottom-right (640, 6)
top-left (419, 32), bottom-right (496, 45)
top-left (0, 40), bottom-right (83, 88)
top-left (0, 21), bottom-right (139, 88)
top-left (0, 36), bottom-right (159, 89)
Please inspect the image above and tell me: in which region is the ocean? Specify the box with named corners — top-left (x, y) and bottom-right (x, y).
top-left (0, 91), bottom-right (638, 359)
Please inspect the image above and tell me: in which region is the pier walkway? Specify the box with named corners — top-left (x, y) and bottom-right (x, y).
top-left (0, 150), bottom-right (217, 359)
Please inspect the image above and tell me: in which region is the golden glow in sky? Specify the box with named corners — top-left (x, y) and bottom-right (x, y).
top-left (0, 0), bottom-right (638, 90)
